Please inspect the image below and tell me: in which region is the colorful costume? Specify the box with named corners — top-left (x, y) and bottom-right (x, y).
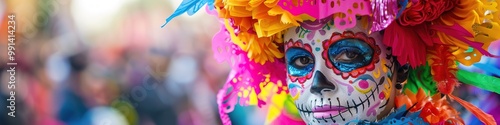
top-left (163, 0), bottom-right (500, 124)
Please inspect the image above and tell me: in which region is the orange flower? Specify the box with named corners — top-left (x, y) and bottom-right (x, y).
top-left (215, 0), bottom-right (310, 64)
top-left (214, 0), bottom-right (302, 64)
top-left (395, 89), bottom-right (464, 125)
top-left (395, 89), bottom-right (428, 112)
top-left (419, 95), bottom-right (463, 125)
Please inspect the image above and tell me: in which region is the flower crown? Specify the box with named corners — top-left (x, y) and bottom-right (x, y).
top-left (164, 0), bottom-right (500, 124)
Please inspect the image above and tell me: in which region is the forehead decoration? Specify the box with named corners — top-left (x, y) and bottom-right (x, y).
top-left (163, 0), bottom-right (500, 125)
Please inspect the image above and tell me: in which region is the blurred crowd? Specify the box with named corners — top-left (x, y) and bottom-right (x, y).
top-left (0, 0), bottom-right (235, 125)
top-left (0, 0), bottom-right (499, 125)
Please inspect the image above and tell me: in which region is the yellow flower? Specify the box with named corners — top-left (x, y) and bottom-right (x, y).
top-left (215, 0), bottom-right (312, 64)
top-left (435, 0), bottom-right (500, 66)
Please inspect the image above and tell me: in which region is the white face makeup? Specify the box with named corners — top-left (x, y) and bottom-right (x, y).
top-left (284, 17), bottom-right (396, 125)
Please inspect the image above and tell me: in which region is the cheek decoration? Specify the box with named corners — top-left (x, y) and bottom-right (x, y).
top-left (288, 83), bottom-right (303, 100)
top-left (352, 74), bottom-right (378, 94)
top-left (322, 31), bottom-right (381, 79)
top-left (285, 39), bottom-right (314, 84)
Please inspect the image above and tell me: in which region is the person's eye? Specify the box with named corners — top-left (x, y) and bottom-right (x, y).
top-left (334, 50), bottom-right (361, 62)
top-left (285, 47), bottom-right (315, 77)
top-left (327, 39), bottom-right (374, 72)
top-left (293, 56), bottom-right (314, 68)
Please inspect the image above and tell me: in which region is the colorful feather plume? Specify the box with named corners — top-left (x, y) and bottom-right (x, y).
top-left (404, 63), bottom-right (438, 96)
top-left (427, 45), bottom-right (459, 95)
top-left (161, 0), bottom-right (214, 28)
top-left (427, 45), bottom-right (497, 125)
top-left (457, 69), bottom-right (500, 95)
top-left (449, 94), bottom-right (496, 125)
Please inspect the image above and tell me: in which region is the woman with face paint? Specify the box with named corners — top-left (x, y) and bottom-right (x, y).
top-left (283, 18), bottom-right (397, 124)
top-left (164, 0), bottom-right (500, 125)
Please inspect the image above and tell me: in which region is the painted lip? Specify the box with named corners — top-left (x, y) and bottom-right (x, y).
top-left (312, 105), bottom-right (348, 119)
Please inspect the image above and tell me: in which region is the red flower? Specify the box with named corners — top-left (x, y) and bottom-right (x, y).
top-left (398, 0), bottom-right (456, 26)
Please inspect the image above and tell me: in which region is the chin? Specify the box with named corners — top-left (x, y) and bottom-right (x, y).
top-left (294, 86), bottom-right (391, 125)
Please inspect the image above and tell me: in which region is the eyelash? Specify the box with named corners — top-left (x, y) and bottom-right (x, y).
top-left (332, 47), bottom-right (362, 57)
top-left (286, 48), bottom-right (315, 77)
top-left (334, 49), bottom-right (362, 61)
top-left (291, 56), bottom-right (314, 70)
top-left (327, 39), bottom-right (373, 72)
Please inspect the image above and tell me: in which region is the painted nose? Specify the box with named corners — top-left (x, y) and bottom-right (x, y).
top-left (310, 71), bottom-right (336, 95)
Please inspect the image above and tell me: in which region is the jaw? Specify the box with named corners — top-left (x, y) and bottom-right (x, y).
top-left (376, 71), bottom-right (397, 120)
top-left (295, 85), bottom-right (385, 124)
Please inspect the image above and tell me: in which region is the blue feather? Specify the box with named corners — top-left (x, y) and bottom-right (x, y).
top-left (187, 0), bottom-right (213, 15)
top-left (161, 0), bottom-right (215, 28)
top-left (473, 63), bottom-right (500, 77)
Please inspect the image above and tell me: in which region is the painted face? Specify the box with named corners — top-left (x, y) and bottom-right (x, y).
top-left (284, 17), bottom-right (396, 124)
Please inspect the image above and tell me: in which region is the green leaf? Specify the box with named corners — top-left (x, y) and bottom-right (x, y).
top-left (404, 63), bottom-right (438, 95)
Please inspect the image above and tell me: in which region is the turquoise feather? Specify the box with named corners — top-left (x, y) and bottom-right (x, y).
top-left (161, 0), bottom-right (215, 28)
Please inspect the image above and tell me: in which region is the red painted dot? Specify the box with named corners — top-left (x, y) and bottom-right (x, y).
top-left (379, 92), bottom-right (385, 99)
top-left (359, 80), bottom-right (369, 89)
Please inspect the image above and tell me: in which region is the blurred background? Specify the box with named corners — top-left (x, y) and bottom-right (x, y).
top-left (0, 0), bottom-right (499, 125)
top-left (0, 0), bottom-right (237, 125)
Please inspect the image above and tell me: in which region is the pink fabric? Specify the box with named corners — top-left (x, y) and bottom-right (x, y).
top-left (209, 7), bottom-right (287, 125)
top-left (277, 0), bottom-right (372, 30)
top-left (370, 0), bottom-right (398, 32)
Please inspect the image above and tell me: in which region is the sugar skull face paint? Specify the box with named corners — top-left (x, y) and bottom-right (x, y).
top-left (284, 17), bottom-right (397, 124)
